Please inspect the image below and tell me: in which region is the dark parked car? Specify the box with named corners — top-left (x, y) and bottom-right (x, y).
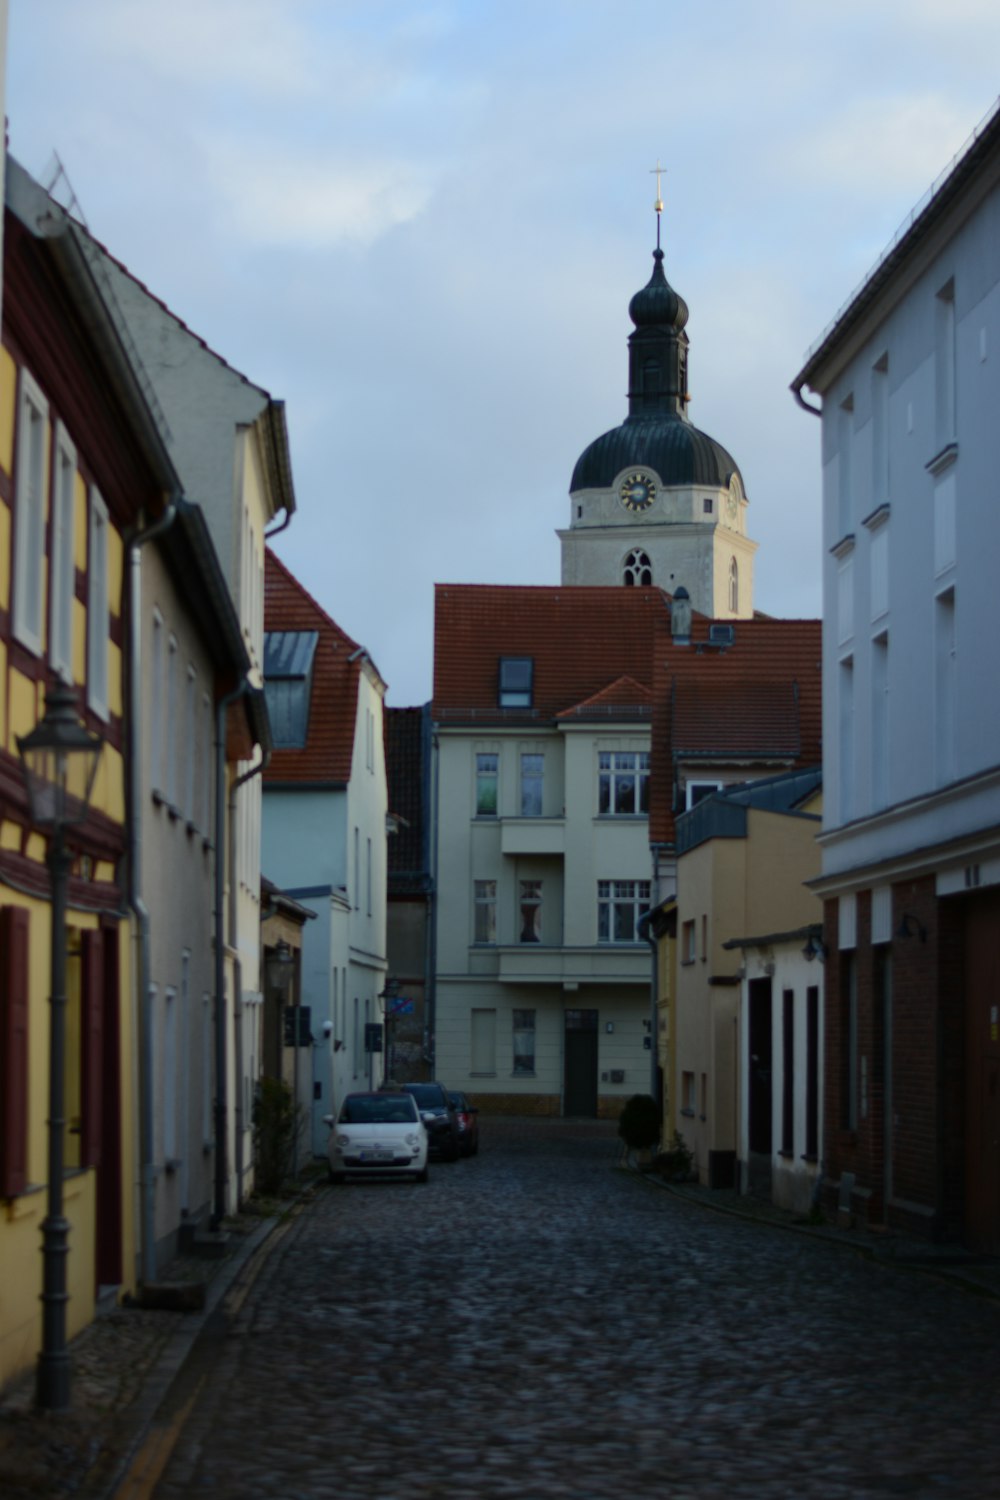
top-left (447, 1090), bottom-right (479, 1156)
top-left (383, 1081), bottom-right (461, 1161)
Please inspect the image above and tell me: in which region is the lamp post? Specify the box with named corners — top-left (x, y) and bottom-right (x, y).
top-left (17, 684), bottom-right (103, 1413)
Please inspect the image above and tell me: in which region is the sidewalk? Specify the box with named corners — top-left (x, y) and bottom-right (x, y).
top-left (0, 1182), bottom-right (318, 1500)
top-left (626, 1157), bottom-right (1000, 1302)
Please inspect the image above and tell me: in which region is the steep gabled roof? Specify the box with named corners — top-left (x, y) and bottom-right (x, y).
top-left (263, 551), bottom-right (366, 785)
top-left (649, 614), bottom-right (822, 845)
top-left (433, 585), bottom-right (670, 724)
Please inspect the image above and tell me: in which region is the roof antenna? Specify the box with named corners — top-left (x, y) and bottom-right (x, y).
top-left (649, 158), bottom-right (665, 251)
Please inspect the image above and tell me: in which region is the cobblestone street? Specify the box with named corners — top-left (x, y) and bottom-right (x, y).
top-left (123, 1118), bottom-right (999, 1500)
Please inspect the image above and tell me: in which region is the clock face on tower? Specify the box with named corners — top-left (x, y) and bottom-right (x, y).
top-left (619, 471), bottom-right (657, 513)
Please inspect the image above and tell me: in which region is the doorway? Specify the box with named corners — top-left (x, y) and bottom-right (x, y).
top-left (564, 1009), bottom-right (598, 1117)
top-left (747, 978), bottom-right (773, 1196)
top-left (965, 892), bottom-right (1000, 1254)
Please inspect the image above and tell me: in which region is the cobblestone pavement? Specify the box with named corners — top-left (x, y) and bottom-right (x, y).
top-left (133, 1118), bottom-right (1000, 1500)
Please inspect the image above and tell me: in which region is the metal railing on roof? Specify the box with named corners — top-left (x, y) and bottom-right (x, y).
top-left (801, 94), bottom-right (1000, 368)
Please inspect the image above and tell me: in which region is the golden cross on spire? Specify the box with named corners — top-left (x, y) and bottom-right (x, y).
top-left (650, 158), bottom-right (665, 215)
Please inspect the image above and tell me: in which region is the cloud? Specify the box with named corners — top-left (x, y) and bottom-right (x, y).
top-left (780, 92), bottom-right (977, 198)
top-left (203, 141), bottom-right (441, 249)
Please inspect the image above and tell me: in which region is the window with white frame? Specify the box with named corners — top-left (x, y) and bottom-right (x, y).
top-left (934, 588), bottom-right (956, 786)
top-left (837, 396), bottom-right (853, 538)
top-left (934, 471), bottom-right (956, 577)
top-left (682, 920), bottom-right (696, 964)
top-left (598, 750), bottom-right (650, 815)
top-left (87, 489), bottom-right (110, 719)
top-left (13, 368), bottom-right (48, 654)
top-left (366, 837), bottom-right (372, 917)
top-left (49, 423), bottom-right (76, 681)
top-left (518, 880), bottom-right (542, 943)
top-left (934, 280), bottom-right (956, 450)
top-left (498, 657), bottom-right (533, 707)
top-left (512, 1009), bottom-right (535, 1075)
top-left (728, 556), bottom-right (738, 613)
top-left (475, 752), bottom-right (498, 816)
top-left (150, 611), bottom-right (165, 796)
top-left (165, 633), bottom-right (179, 807)
top-left (839, 655), bottom-right (855, 823)
top-left (184, 666), bottom-right (197, 825)
top-left (872, 354), bottom-right (889, 505)
top-left (870, 519), bottom-right (889, 621)
top-left (474, 880), bottom-right (496, 944)
top-left (685, 780), bottom-right (721, 810)
top-left (871, 633), bottom-right (889, 812)
top-left (597, 880), bottom-right (651, 943)
top-left (837, 553), bottom-right (854, 646)
top-left (520, 752), bottom-right (543, 816)
top-left (353, 826), bottom-right (360, 909)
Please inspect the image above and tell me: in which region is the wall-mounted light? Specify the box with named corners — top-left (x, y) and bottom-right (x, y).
top-left (896, 912), bottom-right (927, 943)
top-left (606, 1021), bottom-right (615, 1034)
top-left (802, 932), bottom-right (827, 963)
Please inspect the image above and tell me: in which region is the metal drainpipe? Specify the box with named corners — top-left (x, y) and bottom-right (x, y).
top-left (427, 724), bottom-right (441, 1075)
top-left (791, 381), bottom-right (822, 417)
top-left (126, 500), bottom-right (178, 1286)
top-left (228, 750), bottom-right (269, 1209)
top-left (213, 678), bottom-right (249, 1228)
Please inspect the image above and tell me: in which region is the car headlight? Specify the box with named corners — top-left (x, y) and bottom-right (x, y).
top-left (404, 1132), bottom-right (421, 1147)
top-left (334, 1132), bottom-right (351, 1150)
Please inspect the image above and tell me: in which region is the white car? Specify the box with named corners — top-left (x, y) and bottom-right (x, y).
top-left (324, 1092), bottom-right (429, 1183)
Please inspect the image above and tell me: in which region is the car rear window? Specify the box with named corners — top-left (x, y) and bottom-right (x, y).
top-left (405, 1084), bottom-right (447, 1108)
top-left (340, 1096), bottom-right (417, 1124)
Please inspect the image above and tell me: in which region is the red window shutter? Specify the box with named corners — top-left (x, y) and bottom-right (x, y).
top-left (0, 907), bottom-right (30, 1197)
top-left (80, 929), bottom-right (104, 1169)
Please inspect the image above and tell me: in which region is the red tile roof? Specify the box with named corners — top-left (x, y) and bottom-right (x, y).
top-left (557, 675), bottom-right (653, 720)
top-left (649, 614), bottom-right (822, 844)
top-left (433, 585), bottom-right (669, 723)
top-left (263, 550), bottom-right (363, 785)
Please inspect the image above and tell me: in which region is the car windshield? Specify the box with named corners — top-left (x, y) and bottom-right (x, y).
top-left (405, 1085), bottom-right (446, 1108)
top-left (339, 1096), bottom-right (417, 1125)
top-left (448, 1093), bottom-right (466, 1110)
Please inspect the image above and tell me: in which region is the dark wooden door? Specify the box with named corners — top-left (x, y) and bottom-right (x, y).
top-left (564, 1009), bottom-right (598, 1117)
top-left (748, 978), bottom-right (773, 1155)
top-left (965, 893), bottom-right (1000, 1254)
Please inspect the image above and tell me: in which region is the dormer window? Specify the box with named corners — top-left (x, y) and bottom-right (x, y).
top-left (264, 630), bottom-right (319, 747)
top-left (499, 657), bottom-right (533, 707)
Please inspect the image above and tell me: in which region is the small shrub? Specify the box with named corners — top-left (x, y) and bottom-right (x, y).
top-left (252, 1077), bottom-right (302, 1196)
top-left (654, 1130), bottom-right (694, 1182)
top-left (618, 1093), bottom-right (661, 1153)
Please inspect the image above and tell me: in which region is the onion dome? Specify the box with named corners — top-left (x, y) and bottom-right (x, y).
top-left (628, 248), bottom-right (688, 331)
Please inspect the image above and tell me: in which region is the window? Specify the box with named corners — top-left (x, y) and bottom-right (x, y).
top-left (512, 1009), bottom-right (535, 1075)
top-left (598, 751), bottom-right (650, 815)
top-left (934, 472), bottom-right (956, 576)
top-left (839, 656), bottom-right (854, 823)
top-left (703, 497), bottom-right (713, 515)
top-left (597, 880), bottom-right (651, 943)
top-left (185, 666), bottom-right (197, 825)
top-left (623, 548), bottom-right (653, 587)
top-left (50, 423), bottom-right (77, 681)
top-left (685, 780), bottom-right (720, 810)
top-left (366, 837), bottom-right (372, 917)
top-left (475, 753), bottom-right (498, 816)
top-left (87, 489), bottom-right (110, 719)
top-left (682, 919), bottom-right (696, 964)
top-left (870, 520), bottom-right (889, 621)
top-left (871, 633), bottom-right (889, 812)
top-left (805, 985), bottom-right (819, 1160)
top-left (263, 631), bottom-right (318, 749)
top-left (499, 657), bottom-right (533, 707)
top-left (934, 589), bottom-right (956, 786)
top-left (520, 753), bottom-right (543, 816)
top-left (151, 611), bottom-right (165, 796)
top-left (470, 1008), bottom-right (496, 1074)
top-left (165, 633), bottom-right (178, 807)
top-left (202, 692), bottom-right (213, 836)
top-left (837, 396), bottom-right (853, 537)
top-left (474, 880), bottom-right (496, 944)
top-left (13, 368), bottom-right (47, 654)
top-left (872, 354), bottom-right (889, 505)
top-left (163, 987), bottom-right (178, 1163)
top-left (837, 554), bottom-right (853, 646)
top-left (681, 1070), bottom-right (696, 1115)
top-left (699, 1073), bottom-right (707, 1120)
top-left (700, 914), bottom-right (708, 962)
top-left (353, 827), bottom-right (360, 909)
top-left (519, 880), bottom-right (542, 943)
top-left (728, 557), bottom-right (738, 613)
top-left (934, 279), bottom-right (956, 450)
top-left (781, 989), bottom-right (794, 1155)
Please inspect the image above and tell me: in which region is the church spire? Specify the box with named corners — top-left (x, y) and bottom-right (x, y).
top-left (627, 162), bottom-right (690, 420)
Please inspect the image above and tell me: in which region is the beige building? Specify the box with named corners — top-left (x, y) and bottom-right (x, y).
top-left (672, 770), bottom-right (822, 1189)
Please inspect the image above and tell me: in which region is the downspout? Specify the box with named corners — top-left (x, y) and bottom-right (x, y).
top-left (264, 509), bottom-right (292, 543)
top-left (229, 748), bottom-right (270, 1209)
top-left (428, 723), bottom-right (441, 1074)
top-left (212, 677), bottom-right (249, 1227)
top-left (126, 499), bottom-right (178, 1285)
top-left (791, 380), bottom-right (822, 417)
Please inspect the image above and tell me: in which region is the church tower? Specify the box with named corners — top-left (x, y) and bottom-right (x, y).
top-left (559, 185), bottom-right (757, 617)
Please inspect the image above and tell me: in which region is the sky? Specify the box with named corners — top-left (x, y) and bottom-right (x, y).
top-left (7, 1), bottom-right (1000, 705)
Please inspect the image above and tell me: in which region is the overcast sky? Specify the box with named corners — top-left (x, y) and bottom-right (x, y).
top-left (8, 2), bottom-right (1000, 704)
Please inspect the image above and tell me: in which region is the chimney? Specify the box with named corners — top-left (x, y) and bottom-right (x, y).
top-left (671, 587), bottom-right (691, 645)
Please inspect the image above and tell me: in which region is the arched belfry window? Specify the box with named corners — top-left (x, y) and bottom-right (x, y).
top-left (729, 556), bottom-right (739, 612)
top-left (624, 549), bottom-right (653, 587)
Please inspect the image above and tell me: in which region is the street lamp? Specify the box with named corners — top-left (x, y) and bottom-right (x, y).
top-left (16, 683), bottom-right (104, 1413)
